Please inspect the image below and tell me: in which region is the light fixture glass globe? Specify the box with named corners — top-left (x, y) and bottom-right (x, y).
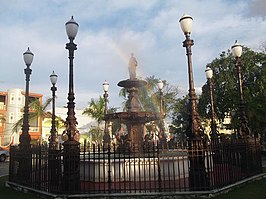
top-left (157, 80), bottom-right (164, 90)
top-left (205, 67), bottom-right (213, 79)
top-left (65, 16), bottom-right (79, 39)
top-left (231, 41), bottom-right (242, 58)
top-left (50, 70), bottom-right (58, 85)
top-left (179, 14), bottom-right (193, 34)
top-left (103, 80), bottom-right (109, 92)
top-left (23, 47), bottom-right (34, 66)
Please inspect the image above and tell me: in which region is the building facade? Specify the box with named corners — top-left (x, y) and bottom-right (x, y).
top-left (0, 88), bottom-right (43, 147)
top-left (42, 107), bottom-right (96, 144)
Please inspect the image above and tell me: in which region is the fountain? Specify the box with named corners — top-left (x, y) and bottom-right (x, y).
top-left (104, 53), bottom-right (161, 152)
top-left (79, 54), bottom-right (190, 191)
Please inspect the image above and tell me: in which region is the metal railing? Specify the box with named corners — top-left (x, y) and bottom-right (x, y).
top-left (8, 137), bottom-right (262, 195)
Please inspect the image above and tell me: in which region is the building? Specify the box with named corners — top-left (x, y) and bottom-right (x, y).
top-left (42, 107), bottom-right (96, 144)
top-left (0, 88), bottom-right (43, 147)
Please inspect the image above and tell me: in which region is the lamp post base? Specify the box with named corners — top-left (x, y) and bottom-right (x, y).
top-left (17, 144), bottom-right (32, 185)
top-left (188, 138), bottom-right (210, 191)
top-left (62, 140), bottom-right (80, 193)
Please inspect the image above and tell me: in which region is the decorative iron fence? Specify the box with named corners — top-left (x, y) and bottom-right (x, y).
top-left (8, 138), bottom-right (262, 196)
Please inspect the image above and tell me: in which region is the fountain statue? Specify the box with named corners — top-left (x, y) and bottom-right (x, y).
top-left (128, 53), bottom-right (137, 80)
top-left (104, 53), bottom-right (161, 152)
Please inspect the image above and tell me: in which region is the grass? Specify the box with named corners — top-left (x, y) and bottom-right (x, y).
top-left (0, 175), bottom-right (38, 199)
top-left (0, 172), bottom-right (266, 198)
top-left (214, 176), bottom-right (266, 199)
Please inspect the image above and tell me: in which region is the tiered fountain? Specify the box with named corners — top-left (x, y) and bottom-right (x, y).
top-left (104, 53), bottom-right (161, 152)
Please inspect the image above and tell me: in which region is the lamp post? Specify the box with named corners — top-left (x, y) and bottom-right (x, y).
top-left (18, 47), bottom-right (34, 184)
top-left (231, 41), bottom-right (250, 138)
top-left (48, 71), bottom-right (59, 191)
top-left (103, 80), bottom-right (109, 114)
top-left (157, 80), bottom-right (166, 146)
top-left (62, 16), bottom-right (80, 142)
top-left (179, 14), bottom-right (208, 191)
top-left (179, 14), bottom-right (203, 139)
top-left (49, 71), bottom-right (58, 149)
top-left (205, 66), bottom-right (218, 139)
top-left (103, 80), bottom-right (111, 146)
top-left (20, 47), bottom-right (34, 147)
top-left (62, 16), bottom-right (80, 192)
top-left (157, 80), bottom-right (164, 117)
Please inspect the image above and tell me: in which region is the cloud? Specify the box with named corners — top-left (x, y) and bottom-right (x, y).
top-left (245, 0), bottom-right (266, 18)
top-left (0, 0), bottom-right (265, 110)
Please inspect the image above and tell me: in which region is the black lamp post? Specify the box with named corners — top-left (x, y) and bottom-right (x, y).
top-left (103, 80), bottom-right (111, 146)
top-left (205, 66), bottom-right (218, 139)
top-left (49, 71), bottom-right (58, 149)
top-left (157, 80), bottom-right (166, 145)
top-left (20, 47), bottom-right (34, 147)
top-left (231, 41), bottom-right (250, 138)
top-left (157, 80), bottom-right (164, 117)
top-left (103, 80), bottom-right (109, 115)
top-left (179, 14), bottom-right (203, 139)
top-left (62, 16), bottom-right (80, 192)
top-left (48, 71), bottom-right (59, 191)
top-left (18, 47), bottom-right (34, 184)
top-left (179, 14), bottom-right (208, 191)
top-left (62, 16), bottom-right (80, 142)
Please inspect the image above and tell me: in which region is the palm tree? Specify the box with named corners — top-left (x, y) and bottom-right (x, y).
top-left (83, 96), bottom-right (118, 144)
top-left (12, 98), bottom-right (52, 133)
top-left (83, 96), bottom-right (105, 127)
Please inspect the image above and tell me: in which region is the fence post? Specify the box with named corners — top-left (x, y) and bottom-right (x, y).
top-left (156, 141), bottom-right (162, 192)
top-left (108, 144), bottom-right (112, 194)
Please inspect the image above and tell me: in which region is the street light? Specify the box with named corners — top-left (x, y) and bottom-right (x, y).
top-left (157, 80), bottom-right (164, 116)
top-left (103, 80), bottom-right (111, 146)
top-left (62, 16), bottom-right (80, 142)
top-left (179, 14), bottom-right (203, 139)
top-left (62, 16), bottom-right (80, 192)
top-left (179, 14), bottom-right (208, 191)
top-left (103, 80), bottom-right (109, 114)
top-left (205, 66), bottom-right (218, 139)
top-left (157, 79), bottom-right (166, 146)
top-left (49, 71), bottom-right (58, 149)
top-left (231, 40), bottom-right (250, 138)
top-left (20, 47), bottom-right (34, 147)
top-left (18, 47), bottom-right (34, 184)
top-left (48, 71), bottom-right (59, 191)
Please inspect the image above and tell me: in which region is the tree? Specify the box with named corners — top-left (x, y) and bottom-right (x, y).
top-left (169, 95), bottom-right (189, 143)
top-left (83, 96), bottom-right (117, 143)
top-left (12, 98), bottom-right (52, 134)
top-left (83, 96), bottom-right (105, 127)
top-left (198, 47), bottom-right (266, 139)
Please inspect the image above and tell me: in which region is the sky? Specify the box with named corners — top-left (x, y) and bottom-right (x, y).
top-left (0, 0), bottom-right (266, 110)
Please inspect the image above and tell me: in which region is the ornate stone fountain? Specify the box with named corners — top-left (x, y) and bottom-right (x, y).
top-left (104, 53), bottom-right (161, 152)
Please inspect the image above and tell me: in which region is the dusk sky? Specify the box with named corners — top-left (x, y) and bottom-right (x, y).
top-left (0, 0), bottom-right (265, 110)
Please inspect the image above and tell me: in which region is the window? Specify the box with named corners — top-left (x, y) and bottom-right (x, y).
top-left (29, 117), bottom-right (39, 132)
top-left (0, 114), bottom-right (3, 127)
top-left (18, 94), bottom-right (22, 105)
top-left (10, 93), bottom-right (15, 105)
top-left (9, 112), bottom-right (14, 123)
